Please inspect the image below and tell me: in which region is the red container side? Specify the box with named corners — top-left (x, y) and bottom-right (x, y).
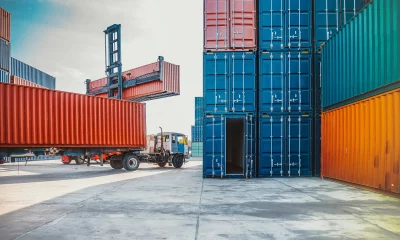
top-left (10, 76), bottom-right (47, 89)
top-left (0, 7), bottom-right (10, 42)
top-left (0, 82), bottom-right (147, 149)
top-left (204, 0), bottom-right (256, 51)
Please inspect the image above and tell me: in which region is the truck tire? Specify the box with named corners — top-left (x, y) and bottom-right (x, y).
top-left (75, 157), bottom-right (84, 165)
top-left (157, 162), bottom-right (167, 167)
top-left (172, 155), bottom-right (184, 168)
top-left (122, 154), bottom-right (140, 171)
top-left (110, 160), bottom-right (123, 169)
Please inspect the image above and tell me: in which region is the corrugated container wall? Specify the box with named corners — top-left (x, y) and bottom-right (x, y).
top-left (321, 0), bottom-right (400, 109)
top-left (195, 97), bottom-right (204, 126)
top-left (10, 58), bottom-right (56, 89)
top-left (203, 51), bottom-right (256, 113)
top-left (0, 7), bottom-right (10, 42)
top-left (203, 114), bottom-right (255, 178)
top-left (191, 142), bottom-right (203, 157)
top-left (0, 83), bottom-right (147, 149)
top-left (259, 0), bottom-right (312, 51)
top-left (0, 69), bottom-right (9, 83)
top-left (0, 39), bottom-right (10, 72)
top-left (259, 51), bottom-right (312, 113)
top-left (203, 0), bottom-right (257, 51)
top-left (10, 75), bottom-right (47, 88)
top-left (258, 114), bottom-right (313, 177)
top-left (314, 0), bottom-right (372, 49)
top-left (322, 88), bottom-right (400, 194)
top-left (191, 125), bottom-right (203, 142)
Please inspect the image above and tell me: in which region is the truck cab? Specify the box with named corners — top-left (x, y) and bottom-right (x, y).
top-left (155, 132), bottom-right (189, 159)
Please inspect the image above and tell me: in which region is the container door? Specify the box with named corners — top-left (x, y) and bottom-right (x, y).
top-left (286, 52), bottom-right (312, 112)
top-left (259, 116), bottom-right (285, 176)
top-left (259, 52), bottom-right (285, 112)
top-left (314, 0), bottom-right (340, 48)
top-left (285, 0), bottom-right (312, 49)
top-left (203, 115), bottom-right (226, 177)
top-left (203, 52), bottom-right (231, 113)
top-left (244, 115), bottom-right (255, 177)
top-left (286, 115), bottom-right (312, 176)
top-left (230, 0), bottom-right (256, 49)
top-left (230, 52), bottom-right (256, 113)
top-left (204, 0), bottom-right (230, 50)
top-left (259, 0), bottom-right (285, 50)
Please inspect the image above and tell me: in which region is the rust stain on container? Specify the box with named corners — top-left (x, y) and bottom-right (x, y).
top-left (322, 87), bottom-right (400, 194)
top-left (0, 7), bottom-right (10, 42)
top-left (0, 83), bottom-right (147, 149)
top-left (10, 75), bottom-right (47, 89)
top-left (204, 0), bottom-right (257, 51)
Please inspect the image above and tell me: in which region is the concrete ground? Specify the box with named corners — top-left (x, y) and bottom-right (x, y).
top-left (0, 158), bottom-right (399, 240)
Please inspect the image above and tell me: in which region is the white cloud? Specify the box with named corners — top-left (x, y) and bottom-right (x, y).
top-left (16, 0), bottom-right (204, 139)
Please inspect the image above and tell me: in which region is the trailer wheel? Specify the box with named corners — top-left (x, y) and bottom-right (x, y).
top-left (157, 162), bottom-right (167, 167)
top-left (122, 155), bottom-right (140, 171)
top-left (172, 155), bottom-right (184, 168)
top-left (110, 160), bottom-right (123, 169)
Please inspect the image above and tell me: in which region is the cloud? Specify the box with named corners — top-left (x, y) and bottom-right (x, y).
top-left (14, 0), bottom-right (204, 139)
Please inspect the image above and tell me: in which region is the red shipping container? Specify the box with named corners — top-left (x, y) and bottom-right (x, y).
top-left (204, 0), bottom-right (256, 51)
top-left (0, 7), bottom-right (10, 42)
top-left (0, 82), bottom-right (147, 149)
top-left (88, 58), bottom-right (180, 102)
top-left (10, 75), bottom-right (47, 89)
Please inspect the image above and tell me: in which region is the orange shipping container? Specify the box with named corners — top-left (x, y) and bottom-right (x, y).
top-left (0, 83), bottom-right (147, 149)
top-left (321, 88), bottom-right (400, 194)
top-left (0, 7), bottom-right (10, 42)
top-left (10, 75), bottom-right (47, 89)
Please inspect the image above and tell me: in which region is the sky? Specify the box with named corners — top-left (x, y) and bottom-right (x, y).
top-left (1, 0), bottom-right (203, 139)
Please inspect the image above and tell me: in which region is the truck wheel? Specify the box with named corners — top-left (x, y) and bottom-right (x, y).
top-left (75, 157), bottom-right (84, 165)
top-left (0, 158), bottom-right (4, 164)
top-left (172, 155), bottom-right (184, 168)
top-left (122, 155), bottom-right (140, 171)
top-left (157, 162), bottom-right (167, 167)
top-left (110, 160), bottom-right (123, 169)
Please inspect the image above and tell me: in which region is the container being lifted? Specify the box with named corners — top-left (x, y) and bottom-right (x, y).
top-left (85, 24), bottom-right (180, 102)
top-left (0, 83), bottom-right (186, 170)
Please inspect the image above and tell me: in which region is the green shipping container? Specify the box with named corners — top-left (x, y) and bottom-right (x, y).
top-left (191, 142), bottom-right (203, 158)
top-left (321, 0), bottom-right (400, 110)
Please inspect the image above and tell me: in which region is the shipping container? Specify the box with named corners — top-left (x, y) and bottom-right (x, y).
top-left (0, 38), bottom-right (10, 71)
top-left (191, 125), bottom-right (203, 142)
top-left (0, 82), bottom-right (147, 149)
top-left (10, 58), bottom-right (56, 89)
top-left (203, 51), bottom-right (256, 113)
top-left (314, 0), bottom-right (372, 49)
top-left (321, 88), bottom-right (400, 194)
top-left (0, 69), bottom-right (9, 83)
top-left (203, 0), bottom-right (257, 51)
top-left (203, 114), bottom-right (255, 178)
top-left (321, 0), bottom-right (400, 109)
top-left (258, 114), bottom-right (312, 177)
top-left (191, 142), bottom-right (203, 157)
top-left (313, 113), bottom-right (321, 177)
top-left (88, 58), bottom-right (180, 102)
top-left (259, 51), bottom-right (312, 113)
top-left (259, 0), bottom-right (312, 51)
top-left (0, 7), bottom-right (10, 42)
top-left (10, 75), bottom-right (47, 88)
top-left (195, 97), bottom-right (204, 126)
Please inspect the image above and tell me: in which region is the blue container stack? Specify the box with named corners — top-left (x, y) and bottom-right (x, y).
top-left (191, 97), bottom-right (204, 157)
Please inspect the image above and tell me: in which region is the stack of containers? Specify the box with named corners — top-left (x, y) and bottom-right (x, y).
top-left (203, 0), bottom-right (257, 178)
top-left (0, 7), bottom-right (10, 83)
top-left (10, 57), bottom-right (56, 89)
top-left (191, 97), bottom-right (203, 157)
top-left (321, 0), bottom-right (400, 194)
top-left (258, 0), bottom-right (313, 177)
top-left (313, 0), bottom-right (372, 176)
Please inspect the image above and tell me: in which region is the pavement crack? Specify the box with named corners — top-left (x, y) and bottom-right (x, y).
top-left (194, 178), bottom-right (204, 240)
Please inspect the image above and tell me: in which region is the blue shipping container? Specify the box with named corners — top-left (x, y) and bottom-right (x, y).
top-left (0, 39), bottom-right (10, 72)
top-left (203, 52), bottom-right (256, 113)
top-left (0, 69), bottom-right (9, 83)
top-left (10, 57), bottom-right (56, 89)
top-left (259, 0), bottom-right (312, 51)
top-left (203, 114), bottom-right (256, 178)
top-left (314, 0), bottom-right (370, 49)
top-left (191, 125), bottom-right (203, 142)
top-left (194, 97), bottom-right (204, 126)
top-left (258, 114), bottom-right (312, 177)
top-left (259, 51), bottom-right (312, 113)
top-left (314, 53), bottom-right (322, 112)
